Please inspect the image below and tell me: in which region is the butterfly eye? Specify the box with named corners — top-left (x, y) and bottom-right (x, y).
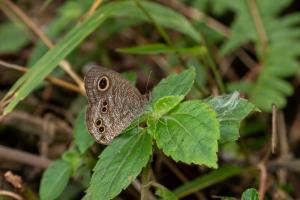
top-left (100, 134), bottom-right (107, 142)
top-left (98, 76), bottom-right (109, 91)
top-left (98, 126), bottom-right (105, 133)
top-left (102, 100), bottom-right (108, 106)
top-left (95, 118), bottom-right (102, 127)
top-left (101, 106), bottom-right (108, 113)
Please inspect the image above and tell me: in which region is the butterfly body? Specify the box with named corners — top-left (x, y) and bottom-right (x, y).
top-left (84, 66), bottom-right (147, 144)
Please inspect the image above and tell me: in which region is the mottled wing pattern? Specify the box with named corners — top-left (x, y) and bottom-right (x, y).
top-left (84, 66), bottom-right (147, 144)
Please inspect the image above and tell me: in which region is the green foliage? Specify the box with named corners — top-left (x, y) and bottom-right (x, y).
top-left (150, 68), bottom-right (195, 105)
top-left (84, 129), bottom-right (152, 200)
top-left (1, 0), bottom-right (266, 199)
top-left (173, 164), bottom-right (247, 198)
top-left (209, 0), bottom-right (300, 111)
top-left (1, 0), bottom-right (199, 115)
top-left (155, 186), bottom-right (178, 200)
top-left (27, 1), bottom-right (91, 66)
top-left (152, 100), bottom-right (220, 168)
top-left (117, 43), bottom-right (206, 55)
top-left (152, 95), bottom-right (184, 118)
top-left (241, 188), bottom-right (259, 200)
top-left (0, 22), bottom-right (28, 53)
top-left (205, 92), bottom-right (258, 143)
top-left (39, 160), bottom-right (72, 200)
top-left (37, 68), bottom-right (256, 200)
top-left (74, 107), bottom-right (94, 154)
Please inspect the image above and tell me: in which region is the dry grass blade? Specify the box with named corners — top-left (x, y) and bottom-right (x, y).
top-left (2, 0), bottom-right (85, 92)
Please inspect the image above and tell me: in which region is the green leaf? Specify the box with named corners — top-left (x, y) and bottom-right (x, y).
top-left (154, 100), bottom-right (219, 168)
top-left (153, 95), bottom-right (184, 118)
top-left (62, 149), bottom-right (81, 174)
top-left (215, 0), bottom-right (299, 112)
top-left (150, 68), bottom-right (195, 106)
top-left (1, 5), bottom-right (113, 115)
top-left (0, 22), bottom-right (28, 53)
top-left (173, 164), bottom-right (247, 198)
top-left (155, 186), bottom-right (178, 200)
top-left (85, 129), bottom-right (152, 200)
top-left (28, 1), bottom-right (86, 66)
top-left (74, 107), bottom-right (94, 154)
top-left (40, 160), bottom-right (72, 200)
top-left (117, 43), bottom-right (206, 55)
top-left (109, 1), bottom-right (200, 42)
top-left (205, 92), bottom-right (258, 143)
top-left (1, 0), bottom-right (199, 115)
top-left (241, 188), bottom-right (259, 200)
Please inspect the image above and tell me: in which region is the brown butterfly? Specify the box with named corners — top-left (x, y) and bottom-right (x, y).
top-left (84, 66), bottom-right (147, 144)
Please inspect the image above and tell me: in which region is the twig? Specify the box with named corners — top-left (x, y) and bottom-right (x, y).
top-left (141, 162), bottom-right (151, 200)
top-left (131, 180), bottom-right (156, 200)
top-left (277, 111), bottom-right (289, 184)
top-left (163, 158), bottom-right (205, 199)
top-left (247, 0), bottom-right (268, 52)
top-left (2, 0), bottom-right (85, 93)
top-left (0, 60), bottom-right (84, 95)
top-left (271, 104), bottom-right (277, 154)
top-left (0, 145), bottom-right (52, 169)
top-left (80, 0), bottom-right (103, 21)
top-left (157, 0), bottom-right (230, 37)
top-left (0, 190), bottom-right (23, 200)
top-left (258, 162), bottom-right (267, 200)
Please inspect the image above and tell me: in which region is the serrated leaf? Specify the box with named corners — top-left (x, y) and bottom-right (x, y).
top-left (241, 188), bottom-right (259, 200)
top-left (205, 92), bottom-right (258, 143)
top-left (85, 129), bottom-right (152, 200)
top-left (74, 107), bottom-right (94, 154)
top-left (150, 68), bottom-right (195, 106)
top-left (40, 160), bottom-right (72, 200)
top-left (154, 100), bottom-right (219, 168)
top-left (0, 22), bottom-right (28, 53)
top-left (117, 43), bottom-right (206, 55)
top-left (155, 186), bottom-right (177, 200)
top-left (153, 95), bottom-right (184, 118)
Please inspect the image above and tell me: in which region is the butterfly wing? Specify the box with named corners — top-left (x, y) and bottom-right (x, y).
top-left (84, 66), bottom-right (146, 144)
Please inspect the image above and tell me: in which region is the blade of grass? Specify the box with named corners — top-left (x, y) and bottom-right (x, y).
top-left (173, 165), bottom-right (254, 198)
top-left (117, 43), bottom-right (207, 55)
top-left (1, 0), bottom-right (200, 115)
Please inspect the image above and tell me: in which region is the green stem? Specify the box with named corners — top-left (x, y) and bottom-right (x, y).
top-left (205, 54), bottom-right (226, 94)
top-left (199, 32), bottom-right (225, 94)
top-left (133, 0), bottom-right (172, 45)
top-left (141, 161), bottom-right (151, 200)
top-left (133, 0), bottom-right (186, 66)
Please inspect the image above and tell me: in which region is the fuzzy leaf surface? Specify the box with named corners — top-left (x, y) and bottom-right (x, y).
top-left (205, 92), bottom-right (258, 143)
top-left (85, 129), bottom-right (152, 200)
top-left (154, 100), bottom-right (219, 168)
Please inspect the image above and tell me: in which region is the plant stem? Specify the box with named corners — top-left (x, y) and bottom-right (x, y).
top-left (141, 161), bottom-right (151, 200)
top-left (247, 0), bottom-right (268, 55)
top-left (205, 53), bottom-right (226, 94)
top-left (133, 0), bottom-right (186, 66)
top-left (133, 0), bottom-right (172, 45)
